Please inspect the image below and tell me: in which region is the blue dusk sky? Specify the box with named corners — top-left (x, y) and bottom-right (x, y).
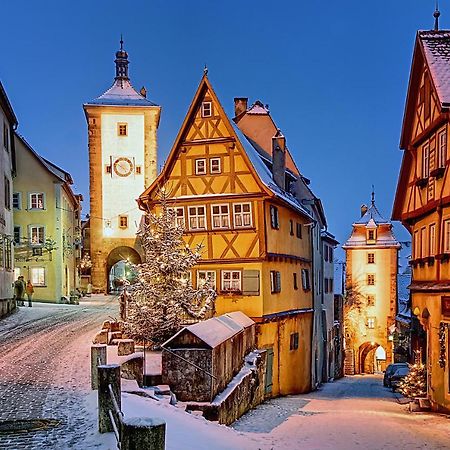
top-left (1, 1), bottom-right (441, 253)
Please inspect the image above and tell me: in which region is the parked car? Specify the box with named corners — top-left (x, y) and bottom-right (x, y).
top-left (383, 363), bottom-right (408, 387)
top-left (390, 366), bottom-right (410, 391)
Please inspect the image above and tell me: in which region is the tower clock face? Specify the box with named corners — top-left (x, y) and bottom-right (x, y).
top-left (113, 157), bottom-right (133, 177)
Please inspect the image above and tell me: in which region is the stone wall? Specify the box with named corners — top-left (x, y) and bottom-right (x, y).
top-left (0, 298), bottom-right (16, 319)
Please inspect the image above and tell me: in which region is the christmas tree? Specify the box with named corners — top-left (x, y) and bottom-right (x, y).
top-left (398, 363), bottom-right (427, 399)
top-left (123, 187), bottom-right (216, 348)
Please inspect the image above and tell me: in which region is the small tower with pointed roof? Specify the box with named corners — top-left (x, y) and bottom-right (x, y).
top-left (342, 195), bottom-right (401, 375)
top-left (83, 39), bottom-right (161, 293)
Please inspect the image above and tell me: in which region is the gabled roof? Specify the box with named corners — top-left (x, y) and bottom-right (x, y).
top-left (85, 78), bottom-right (157, 107)
top-left (0, 81), bottom-right (18, 127)
top-left (138, 74), bottom-right (312, 220)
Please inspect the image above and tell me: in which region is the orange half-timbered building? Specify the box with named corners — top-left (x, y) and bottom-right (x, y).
top-left (393, 25), bottom-right (450, 412)
top-left (138, 74), bottom-right (314, 396)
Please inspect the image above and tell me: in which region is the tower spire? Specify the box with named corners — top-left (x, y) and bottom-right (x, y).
top-left (434, 2), bottom-right (441, 31)
top-left (115, 36), bottom-right (129, 81)
top-left (371, 185), bottom-right (375, 206)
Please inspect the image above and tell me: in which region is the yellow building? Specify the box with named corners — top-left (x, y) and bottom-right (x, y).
top-left (138, 73), bottom-right (314, 396)
top-left (12, 133), bottom-right (82, 302)
top-left (83, 39), bottom-right (160, 292)
top-left (343, 197), bottom-right (400, 374)
top-left (393, 18), bottom-right (450, 412)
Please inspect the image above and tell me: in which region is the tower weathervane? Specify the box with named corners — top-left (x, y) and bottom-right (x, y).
top-left (203, 64), bottom-right (208, 76)
top-left (434, 2), bottom-right (441, 31)
top-left (371, 185), bottom-right (375, 206)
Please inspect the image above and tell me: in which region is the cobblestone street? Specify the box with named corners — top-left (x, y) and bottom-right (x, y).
top-left (0, 296), bottom-right (118, 449)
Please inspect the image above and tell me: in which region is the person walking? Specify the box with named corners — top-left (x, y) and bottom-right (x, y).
top-left (26, 280), bottom-right (34, 307)
top-left (14, 276), bottom-right (26, 306)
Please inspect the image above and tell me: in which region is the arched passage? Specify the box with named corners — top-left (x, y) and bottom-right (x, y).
top-left (106, 246), bottom-right (141, 293)
top-left (358, 342), bottom-right (382, 374)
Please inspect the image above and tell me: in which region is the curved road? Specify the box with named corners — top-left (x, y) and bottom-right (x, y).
top-left (0, 296), bottom-right (118, 449)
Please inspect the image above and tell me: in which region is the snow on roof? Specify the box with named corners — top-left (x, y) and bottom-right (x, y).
top-left (164, 312), bottom-right (254, 349)
top-left (419, 30), bottom-right (450, 106)
top-left (246, 100), bottom-right (269, 115)
top-left (85, 79), bottom-right (158, 107)
top-left (233, 124), bottom-right (313, 220)
top-left (354, 202), bottom-right (390, 225)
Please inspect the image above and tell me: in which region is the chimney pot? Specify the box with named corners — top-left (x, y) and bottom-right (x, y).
top-left (361, 204), bottom-right (368, 217)
top-left (140, 86), bottom-right (147, 98)
top-left (234, 97), bottom-right (248, 118)
top-left (272, 130), bottom-right (286, 190)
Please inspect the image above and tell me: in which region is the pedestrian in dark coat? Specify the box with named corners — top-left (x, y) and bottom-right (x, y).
top-left (14, 276), bottom-right (26, 306)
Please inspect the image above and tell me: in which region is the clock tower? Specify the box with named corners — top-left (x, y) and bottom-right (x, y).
top-left (83, 39), bottom-right (161, 292)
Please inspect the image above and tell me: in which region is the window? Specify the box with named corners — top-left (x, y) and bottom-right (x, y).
top-left (135, 165), bottom-right (142, 175)
top-left (270, 271), bottom-right (281, 293)
top-left (195, 159), bottom-right (206, 175)
top-left (296, 223), bottom-right (302, 239)
top-left (367, 294), bottom-right (375, 306)
top-left (3, 122), bottom-right (9, 151)
top-left (301, 268), bottom-right (311, 290)
top-left (367, 229), bottom-right (375, 242)
top-left (4, 177), bottom-right (10, 210)
top-left (324, 278), bottom-right (329, 293)
top-left (105, 165), bottom-right (112, 174)
top-left (221, 270), bottom-right (241, 292)
top-left (201, 102), bottom-right (212, 117)
top-left (12, 192), bottom-right (21, 210)
top-left (429, 223), bottom-right (436, 257)
top-left (367, 317), bottom-right (376, 329)
top-left (290, 332), bottom-right (299, 350)
top-left (329, 278), bottom-right (334, 293)
top-left (367, 253), bottom-right (375, 264)
top-left (210, 158), bottom-right (221, 174)
top-left (289, 220), bottom-right (294, 236)
top-left (444, 220), bottom-right (450, 253)
top-left (324, 245), bottom-right (329, 262)
top-left (367, 274), bottom-right (375, 286)
top-left (329, 246), bottom-right (333, 262)
top-left (233, 203), bottom-right (252, 228)
top-left (5, 242), bottom-right (12, 270)
top-left (31, 267), bottom-right (46, 286)
top-left (117, 123), bottom-right (128, 136)
top-left (420, 227), bottom-right (427, 258)
top-left (29, 193), bottom-right (44, 210)
top-left (30, 226), bottom-right (45, 246)
top-left (197, 270), bottom-right (216, 289)
top-left (438, 130), bottom-right (447, 168)
top-left (270, 205), bottom-right (279, 229)
top-left (422, 143), bottom-right (430, 178)
top-left (188, 206), bottom-right (206, 230)
top-left (293, 272), bottom-right (298, 290)
top-left (119, 215), bottom-right (128, 229)
top-left (211, 204), bottom-right (230, 229)
top-left (13, 226), bottom-right (21, 244)
top-left (169, 207), bottom-right (185, 227)
top-left (413, 230), bottom-right (420, 258)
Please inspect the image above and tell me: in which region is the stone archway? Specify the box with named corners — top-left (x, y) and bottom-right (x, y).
top-left (359, 342), bottom-right (380, 374)
top-left (106, 246), bottom-right (141, 293)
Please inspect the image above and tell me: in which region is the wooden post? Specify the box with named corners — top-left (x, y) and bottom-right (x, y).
top-left (121, 417), bottom-right (166, 450)
top-left (98, 364), bottom-right (121, 433)
top-left (91, 344), bottom-right (107, 390)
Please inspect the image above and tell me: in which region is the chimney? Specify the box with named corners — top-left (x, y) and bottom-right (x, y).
top-left (361, 204), bottom-right (368, 217)
top-left (272, 129), bottom-right (286, 190)
top-left (234, 97), bottom-right (248, 117)
top-left (140, 86), bottom-right (147, 98)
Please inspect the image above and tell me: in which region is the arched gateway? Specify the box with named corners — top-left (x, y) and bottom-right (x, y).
top-left (106, 246), bottom-right (141, 293)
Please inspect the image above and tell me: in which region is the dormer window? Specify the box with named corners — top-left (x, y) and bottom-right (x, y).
top-left (201, 102), bottom-right (212, 118)
top-left (366, 228), bottom-right (377, 244)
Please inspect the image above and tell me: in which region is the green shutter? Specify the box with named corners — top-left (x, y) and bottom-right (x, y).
top-left (242, 270), bottom-right (260, 295)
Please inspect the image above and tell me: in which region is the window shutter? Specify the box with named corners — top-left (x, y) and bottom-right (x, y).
top-left (242, 270), bottom-right (260, 295)
top-left (276, 271), bottom-right (281, 292)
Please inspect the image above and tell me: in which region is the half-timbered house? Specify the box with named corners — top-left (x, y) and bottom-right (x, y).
top-left (393, 16), bottom-right (450, 411)
top-left (138, 74), bottom-right (314, 396)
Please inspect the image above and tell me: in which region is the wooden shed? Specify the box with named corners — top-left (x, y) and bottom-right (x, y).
top-left (161, 311), bottom-right (255, 402)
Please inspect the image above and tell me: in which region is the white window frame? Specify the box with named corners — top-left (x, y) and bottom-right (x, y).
top-left (30, 267), bottom-right (46, 286)
top-left (210, 157), bottom-right (221, 174)
top-left (444, 219), bottom-right (450, 253)
top-left (301, 268), bottom-right (310, 290)
top-left (422, 143), bottom-right (430, 178)
top-left (197, 270), bottom-right (216, 289)
top-left (12, 192), bottom-right (21, 210)
top-left (211, 204), bottom-right (230, 229)
top-left (168, 207), bottom-right (185, 227)
top-left (201, 101), bottom-right (212, 118)
top-left (233, 202), bottom-right (252, 228)
top-left (438, 130), bottom-right (447, 168)
top-left (221, 270), bottom-right (241, 292)
top-left (29, 192), bottom-right (45, 210)
top-left (270, 270), bottom-right (281, 293)
top-left (195, 159), bottom-right (207, 175)
top-left (367, 317), bottom-right (376, 329)
top-left (188, 205), bottom-right (206, 230)
top-left (429, 223), bottom-right (436, 257)
top-left (29, 225), bottom-right (45, 246)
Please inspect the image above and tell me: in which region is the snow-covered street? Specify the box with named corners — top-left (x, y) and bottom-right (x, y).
top-left (0, 297), bottom-right (118, 449)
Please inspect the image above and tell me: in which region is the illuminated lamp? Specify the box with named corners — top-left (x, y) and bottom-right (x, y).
top-left (413, 307), bottom-right (421, 316)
